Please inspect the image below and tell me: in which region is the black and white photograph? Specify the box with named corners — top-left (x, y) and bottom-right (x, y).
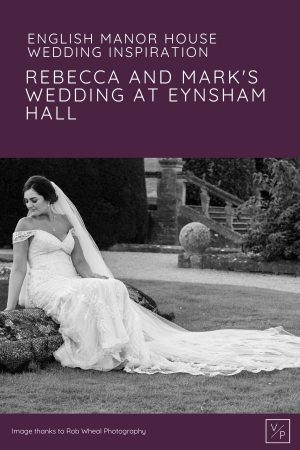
top-left (1, 157), bottom-right (300, 414)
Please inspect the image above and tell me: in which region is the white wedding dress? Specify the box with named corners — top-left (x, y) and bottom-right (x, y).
top-left (13, 228), bottom-right (300, 376)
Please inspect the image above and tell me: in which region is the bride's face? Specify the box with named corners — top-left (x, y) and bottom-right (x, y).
top-left (24, 188), bottom-right (49, 217)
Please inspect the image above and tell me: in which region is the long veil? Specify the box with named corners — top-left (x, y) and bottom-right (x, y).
top-left (51, 184), bottom-right (300, 376)
top-left (19, 182), bottom-right (300, 376)
top-left (50, 182), bottom-right (113, 278)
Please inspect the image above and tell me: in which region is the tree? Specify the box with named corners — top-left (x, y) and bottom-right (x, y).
top-left (183, 158), bottom-right (256, 205)
top-left (243, 159), bottom-right (300, 260)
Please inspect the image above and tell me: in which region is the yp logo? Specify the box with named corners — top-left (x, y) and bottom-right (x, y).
top-left (265, 419), bottom-right (291, 444)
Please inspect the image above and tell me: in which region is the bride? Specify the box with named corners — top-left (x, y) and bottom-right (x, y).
top-left (5, 175), bottom-right (300, 375)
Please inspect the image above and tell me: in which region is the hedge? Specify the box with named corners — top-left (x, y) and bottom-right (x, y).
top-left (0, 159), bottom-right (148, 248)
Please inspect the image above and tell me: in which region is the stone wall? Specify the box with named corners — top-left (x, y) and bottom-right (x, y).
top-left (178, 252), bottom-right (300, 276)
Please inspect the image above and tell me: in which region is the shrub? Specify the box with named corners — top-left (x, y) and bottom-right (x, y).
top-left (243, 159), bottom-right (300, 261)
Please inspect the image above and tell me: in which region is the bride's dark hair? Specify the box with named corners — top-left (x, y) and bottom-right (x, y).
top-left (23, 175), bottom-right (58, 204)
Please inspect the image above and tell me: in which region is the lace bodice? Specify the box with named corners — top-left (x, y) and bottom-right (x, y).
top-left (13, 228), bottom-right (77, 277)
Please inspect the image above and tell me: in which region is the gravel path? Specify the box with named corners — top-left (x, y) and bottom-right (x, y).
top-left (103, 251), bottom-right (300, 294)
top-left (2, 249), bottom-right (299, 294)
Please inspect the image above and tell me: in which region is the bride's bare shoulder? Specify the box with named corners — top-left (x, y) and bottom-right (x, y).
top-left (54, 213), bottom-right (72, 230)
top-left (15, 217), bottom-right (34, 232)
top-left (61, 214), bottom-right (72, 229)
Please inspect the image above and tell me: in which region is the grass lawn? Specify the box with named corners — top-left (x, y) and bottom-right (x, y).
top-left (1, 278), bottom-right (300, 414)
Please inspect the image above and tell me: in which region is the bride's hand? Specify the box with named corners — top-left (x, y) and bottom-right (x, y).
top-left (91, 273), bottom-right (109, 279)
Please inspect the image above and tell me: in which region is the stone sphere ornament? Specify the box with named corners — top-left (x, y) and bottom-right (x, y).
top-left (179, 222), bottom-right (211, 254)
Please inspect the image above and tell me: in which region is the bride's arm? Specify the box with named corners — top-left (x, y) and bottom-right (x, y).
top-left (5, 240), bottom-right (28, 311)
top-left (71, 236), bottom-right (107, 279)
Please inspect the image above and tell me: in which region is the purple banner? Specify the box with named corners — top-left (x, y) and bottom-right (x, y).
top-left (1, 414), bottom-right (299, 449)
top-left (1, 0), bottom-right (299, 157)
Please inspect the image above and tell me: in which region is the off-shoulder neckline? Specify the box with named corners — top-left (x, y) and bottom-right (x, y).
top-left (14, 228), bottom-right (74, 244)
